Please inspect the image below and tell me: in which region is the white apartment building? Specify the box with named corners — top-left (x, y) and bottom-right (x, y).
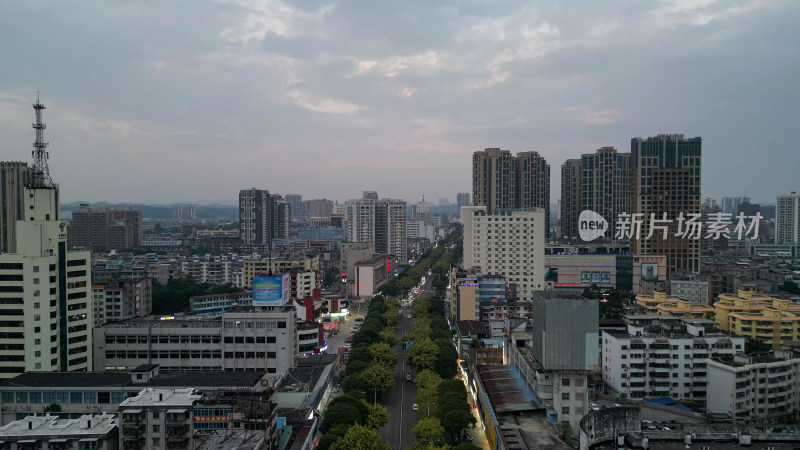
top-left (92, 284), bottom-right (123, 326)
top-left (376, 198), bottom-right (407, 262)
top-left (344, 198), bottom-right (376, 243)
top-left (0, 183), bottom-right (92, 379)
top-left (707, 350), bottom-right (800, 421)
top-left (776, 192), bottom-right (800, 245)
top-left (602, 319), bottom-right (744, 403)
top-left (0, 413), bottom-right (119, 450)
top-left (461, 206), bottom-right (545, 299)
top-left (93, 306), bottom-right (298, 377)
top-left (119, 388), bottom-right (201, 450)
top-left (407, 219), bottom-right (436, 243)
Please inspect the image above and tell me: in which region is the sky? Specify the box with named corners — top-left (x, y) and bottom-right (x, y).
top-left (1, 0), bottom-right (798, 205)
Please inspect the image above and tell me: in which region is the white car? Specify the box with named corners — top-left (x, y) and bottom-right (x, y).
top-left (412, 404), bottom-right (419, 411)
top-left (590, 403), bottom-right (600, 411)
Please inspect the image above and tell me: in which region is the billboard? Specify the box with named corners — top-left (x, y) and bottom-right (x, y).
top-left (641, 263), bottom-right (659, 281)
top-left (253, 275), bottom-right (290, 306)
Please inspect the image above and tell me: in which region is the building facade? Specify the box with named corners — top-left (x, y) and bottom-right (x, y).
top-left (0, 161), bottom-right (29, 254)
top-left (457, 192), bottom-right (470, 208)
top-left (119, 388), bottom-right (200, 450)
top-left (776, 192), bottom-right (800, 245)
top-left (68, 206), bottom-right (143, 251)
top-left (461, 206), bottom-right (545, 299)
top-left (630, 134), bottom-right (702, 273)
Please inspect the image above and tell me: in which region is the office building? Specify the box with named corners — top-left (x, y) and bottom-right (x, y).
top-left (707, 350), bottom-right (800, 421)
top-left (560, 147), bottom-right (631, 240)
top-left (630, 134), bottom-right (702, 273)
top-left (0, 99), bottom-right (92, 380)
top-left (93, 306), bottom-right (298, 376)
top-left (119, 388), bottom-right (201, 450)
top-left (542, 254), bottom-right (668, 295)
top-left (776, 192), bottom-right (800, 245)
top-left (68, 205), bottom-right (143, 251)
top-left (601, 317), bottom-right (744, 403)
top-left (461, 206), bottom-right (545, 298)
top-left (0, 161), bottom-right (29, 253)
top-left (457, 192), bottom-right (470, 208)
top-left (0, 414), bottom-right (119, 449)
top-left (354, 255), bottom-right (394, 298)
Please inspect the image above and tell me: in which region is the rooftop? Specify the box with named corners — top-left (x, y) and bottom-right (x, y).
top-left (0, 414), bottom-right (117, 439)
top-left (476, 364), bottom-right (540, 414)
top-left (3, 369), bottom-right (266, 391)
top-left (457, 320), bottom-right (490, 337)
top-left (120, 388), bottom-right (201, 408)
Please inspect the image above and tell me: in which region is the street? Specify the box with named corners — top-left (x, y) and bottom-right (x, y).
top-left (379, 304), bottom-right (418, 450)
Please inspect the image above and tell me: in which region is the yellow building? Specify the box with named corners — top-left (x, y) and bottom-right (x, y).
top-left (635, 291), bottom-right (714, 318)
top-left (713, 284), bottom-right (800, 349)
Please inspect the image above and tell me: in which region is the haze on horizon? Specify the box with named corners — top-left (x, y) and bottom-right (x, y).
top-left (1, 0), bottom-right (798, 205)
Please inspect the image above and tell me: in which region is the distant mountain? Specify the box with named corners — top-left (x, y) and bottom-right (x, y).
top-left (60, 202), bottom-right (238, 220)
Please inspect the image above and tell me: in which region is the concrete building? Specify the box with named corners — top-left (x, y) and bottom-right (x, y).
top-left (713, 285), bottom-right (800, 349)
top-left (407, 219), bottom-right (436, 244)
top-left (669, 279), bottom-right (711, 305)
top-left (91, 278), bottom-right (152, 326)
top-left (339, 242), bottom-right (374, 286)
top-left (68, 205), bottom-right (143, 251)
top-left (472, 149), bottom-right (550, 229)
top-left (543, 254), bottom-right (668, 294)
top-left (375, 198), bottom-right (407, 262)
top-left (707, 350), bottom-right (800, 421)
top-left (0, 161), bottom-right (29, 253)
top-left (634, 291), bottom-right (714, 318)
top-left (119, 387), bottom-right (201, 450)
top-left (560, 147), bottom-right (631, 240)
top-left (461, 206), bottom-right (545, 299)
top-left (776, 192), bottom-right (800, 245)
top-left (601, 317), bottom-right (744, 403)
top-left (0, 365), bottom-right (269, 424)
top-left (630, 134), bottom-right (702, 273)
top-left (239, 189), bottom-right (289, 249)
top-left (0, 162), bottom-right (92, 379)
top-left (241, 256), bottom-right (319, 287)
top-left (184, 205), bottom-right (195, 221)
top-left (305, 199), bottom-right (333, 218)
top-left (173, 205), bottom-right (183, 220)
top-left (284, 194), bottom-right (303, 220)
top-left (344, 197), bottom-right (376, 244)
top-left (93, 306), bottom-right (298, 377)
top-left (451, 273), bottom-right (507, 321)
top-left (456, 192), bottom-right (470, 208)
top-left (353, 255), bottom-right (392, 298)
top-left (0, 413), bottom-right (119, 450)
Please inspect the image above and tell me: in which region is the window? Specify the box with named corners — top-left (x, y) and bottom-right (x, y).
top-left (562, 393), bottom-right (570, 401)
top-left (152, 412), bottom-right (160, 419)
top-left (152, 424), bottom-right (160, 433)
top-left (267, 336), bottom-right (276, 343)
top-left (1, 392), bottom-right (13, 404)
top-left (29, 392), bottom-right (42, 404)
top-left (561, 406), bottom-right (570, 415)
top-left (56, 392), bottom-right (69, 404)
top-left (153, 438), bottom-right (160, 446)
top-left (111, 392), bottom-right (126, 404)
top-left (43, 392), bottom-right (55, 404)
top-left (561, 378), bottom-right (570, 387)
top-left (70, 392), bottom-right (83, 404)
top-left (98, 392), bottom-right (110, 404)
top-left (84, 392), bottom-right (97, 404)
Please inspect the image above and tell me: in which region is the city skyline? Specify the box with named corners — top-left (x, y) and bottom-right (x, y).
top-left (1, 1), bottom-right (798, 205)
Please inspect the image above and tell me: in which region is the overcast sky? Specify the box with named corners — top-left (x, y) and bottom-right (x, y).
top-left (1, 0), bottom-right (798, 205)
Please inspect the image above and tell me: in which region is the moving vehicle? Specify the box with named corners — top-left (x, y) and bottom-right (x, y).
top-left (590, 403), bottom-right (600, 411)
top-left (412, 404), bottom-right (419, 411)
top-left (355, 317), bottom-right (364, 322)
top-left (406, 374), bottom-right (412, 381)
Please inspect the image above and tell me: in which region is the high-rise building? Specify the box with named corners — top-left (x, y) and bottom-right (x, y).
top-left (68, 206), bottom-right (143, 251)
top-left (305, 199), bottom-right (333, 217)
top-left (631, 134), bottom-right (702, 273)
top-left (515, 151), bottom-right (550, 231)
top-left (560, 147), bottom-right (631, 240)
top-left (284, 194), bottom-right (303, 219)
top-left (472, 148), bottom-right (515, 212)
top-left (456, 192), bottom-right (470, 208)
top-left (239, 189), bottom-right (289, 248)
top-left (271, 194), bottom-right (291, 241)
top-left (376, 198), bottom-right (407, 261)
top-left (344, 197), bottom-right (376, 243)
top-left (461, 205), bottom-right (545, 298)
top-left (560, 159), bottom-right (581, 239)
top-left (472, 148), bottom-right (550, 230)
top-left (172, 205), bottom-right (183, 220)
top-left (412, 198), bottom-right (431, 224)
top-left (184, 205), bottom-right (195, 221)
top-left (721, 196), bottom-right (750, 215)
top-left (0, 98), bottom-right (92, 380)
top-left (0, 162), bottom-right (29, 253)
top-left (776, 192), bottom-right (800, 245)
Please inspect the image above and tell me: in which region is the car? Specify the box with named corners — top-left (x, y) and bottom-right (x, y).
top-left (590, 403), bottom-right (600, 411)
top-left (641, 420), bottom-right (653, 425)
top-left (646, 425), bottom-right (657, 430)
top-left (345, 338), bottom-right (352, 344)
top-left (355, 318), bottom-right (364, 322)
top-left (412, 404), bottom-right (419, 411)
top-left (406, 374), bottom-right (412, 381)
top-left (662, 427), bottom-right (671, 431)
top-left (613, 403), bottom-right (621, 407)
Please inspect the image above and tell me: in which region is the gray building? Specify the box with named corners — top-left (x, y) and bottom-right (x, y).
top-left (530, 294), bottom-right (599, 371)
top-left (669, 279), bottom-right (711, 305)
top-left (0, 413), bottom-right (119, 450)
top-left (0, 161), bottom-right (29, 253)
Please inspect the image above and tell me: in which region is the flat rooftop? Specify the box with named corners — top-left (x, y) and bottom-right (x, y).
top-left (476, 365), bottom-right (540, 413)
top-left (3, 370), bottom-right (266, 390)
top-left (0, 413), bottom-right (117, 439)
top-left (119, 388), bottom-right (201, 408)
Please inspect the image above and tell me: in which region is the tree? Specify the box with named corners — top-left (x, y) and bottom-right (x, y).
top-left (43, 403), bottom-right (61, 413)
top-left (361, 363), bottom-right (395, 403)
top-left (321, 395), bottom-right (369, 432)
top-left (454, 444), bottom-right (481, 450)
top-left (745, 337), bottom-right (772, 355)
top-left (329, 424), bottom-right (392, 450)
top-left (779, 280), bottom-right (800, 295)
top-left (324, 266), bottom-right (341, 287)
top-left (413, 417), bottom-right (446, 445)
top-left (379, 329), bottom-right (397, 347)
top-left (317, 434), bottom-right (340, 450)
top-left (434, 339), bottom-right (459, 379)
top-left (406, 337), bottom-right (438, 372)
top-left (414, 369), bottom-right (443, 391)
top-left (370, 342), bottom-right (398, 367)
top-left (365, 402), bottom-right (390, 430)
top-left (440, 408), bottom-right (476, 442)
top-left (342, 373), bottom-right (367, 397)
top-left (349, 347), bottom-right (374, 365)
top-left (347, 360), bottom-right (370, 377)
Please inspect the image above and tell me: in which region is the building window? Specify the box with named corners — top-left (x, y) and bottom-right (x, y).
top-left (562, 378), bottom-right (570, 387)
top-left (152, 412), bottom-right (160, 419)
top-left (562, 393), bottom-right (570, 401)
top-left (152, 425), bottom-right (160, 433)
top-left (561, 407), bottom-right (570, 415)
top-left (153, 438), bottom-right (160, 446)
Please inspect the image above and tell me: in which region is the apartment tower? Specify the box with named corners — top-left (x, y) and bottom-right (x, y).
top-left (776, 192), bottom-right (800, 245)
top-left (0, 162), bottom-right (30, 253)
top-left (631, 134), bottom-right (702, 273)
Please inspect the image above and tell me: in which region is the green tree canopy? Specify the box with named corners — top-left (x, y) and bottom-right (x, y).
top-left (406, 337), bottom-right (438, 372)
top-left (370, 342), bottom-right (398, 367)
top-left (365, 402), bottom-right (390, 430)
top-left (321, 395), bottom-right (369, 432)
top-left (413, 417), bottom-right (446, 445)
top-left (329, 424), bottom-right (392, 450)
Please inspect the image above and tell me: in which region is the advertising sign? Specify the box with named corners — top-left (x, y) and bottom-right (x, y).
top-left (641, 263), bottom-right (659, 281)
top-left (253, 275), bottom-right (289, 306)
top-left (601, 272), bottom-right (611, 283)
top-left (591, 272), bottom-right (601, 283)
top-left (581, 272), bottom-right (591, 283)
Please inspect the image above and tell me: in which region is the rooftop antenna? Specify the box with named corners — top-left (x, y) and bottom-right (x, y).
top-left (29, 92), bottom-right (55, 189)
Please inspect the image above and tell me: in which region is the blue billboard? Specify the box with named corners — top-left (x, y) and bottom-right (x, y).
top-left (253, 275), bottom-right (289, 306)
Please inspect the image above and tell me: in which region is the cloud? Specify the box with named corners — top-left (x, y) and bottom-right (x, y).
top-left (286, 90), bottom-right (359, 115)
top-left (563, 107), bottom-right (623, 125)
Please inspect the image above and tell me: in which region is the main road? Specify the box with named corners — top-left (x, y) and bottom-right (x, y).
top-left (378, 274), bottom-right (437, 449)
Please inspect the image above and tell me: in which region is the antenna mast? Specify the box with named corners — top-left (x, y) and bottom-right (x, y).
top-left (30, 92), bottom-right (54, 189)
